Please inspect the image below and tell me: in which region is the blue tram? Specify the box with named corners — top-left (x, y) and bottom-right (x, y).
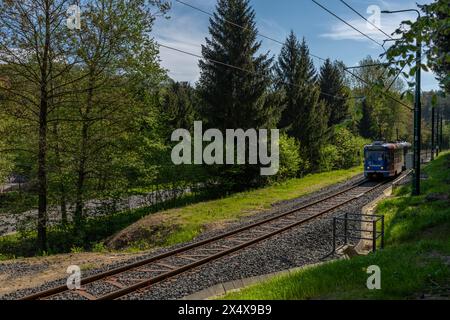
top-left (364, 142), bottom-right (411, 179)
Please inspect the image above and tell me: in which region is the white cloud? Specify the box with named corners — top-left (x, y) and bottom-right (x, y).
top-left (320, 0), bottom-right (431, 44)
top-left (320, 14), bottom-right (410, 45)
top-left (153, 7), bottom-right (209, 83)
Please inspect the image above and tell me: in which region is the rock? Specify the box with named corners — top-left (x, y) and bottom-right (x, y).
top-left (425, 193), bottom-right (449, 202)
top-left (340, 245), bottom-right (360, 259)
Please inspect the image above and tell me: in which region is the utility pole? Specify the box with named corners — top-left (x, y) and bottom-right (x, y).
top-left (436, 110), bottom-right (440, 156)
top-left (440, 111), bottom-right (444, 152)
top-left (412, 37), bottom-right (422, 195)
top-left (431, 107), bottom-right (435, 160)
top-left (382, 9), bottom-right (422, 196)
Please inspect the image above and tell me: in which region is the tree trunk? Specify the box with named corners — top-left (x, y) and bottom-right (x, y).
top-left (74, 73), bottom-right (95, 227)
top-left (37, 1), bottom-right (51, 252)
top-left (37, 98), bottom-right (48, 252)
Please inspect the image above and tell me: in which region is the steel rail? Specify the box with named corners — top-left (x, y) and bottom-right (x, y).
top-left (21, 176), bottom-right (393, 300)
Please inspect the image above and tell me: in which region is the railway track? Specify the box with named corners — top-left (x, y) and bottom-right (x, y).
top-left (21, 176), bottom-right (396, 300)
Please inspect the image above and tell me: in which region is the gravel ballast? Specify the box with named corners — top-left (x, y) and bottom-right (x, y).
top-left (1, 173), bottom-right (397, 300)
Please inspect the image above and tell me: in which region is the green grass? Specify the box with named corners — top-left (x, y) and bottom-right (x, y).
top-left (0, 166), bottom-right (361, 258)
top-left (129, 166), bottom-right (363, 248)
top-left (221, 152), bottom-right (450, 300)
top-left (0, 191), bottom-right (210, 258)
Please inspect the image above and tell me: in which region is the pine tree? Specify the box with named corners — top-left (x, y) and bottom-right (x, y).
top-left (319, 59), bottom-right (349, 126)
top-left (275, 33), bottom-right (326, 170)
top-left (198, 0), bottom-right (277, 189)
top-left (274, 31), bottom-right (302, 130)
top-left (160, 81), bottom-right (197, 133)
top-left (198, 0), bottom-right (275, 131)
top-left (298, 38), bottom-right (317, 84)
top-left (359, 98), bottom-right (377, 139)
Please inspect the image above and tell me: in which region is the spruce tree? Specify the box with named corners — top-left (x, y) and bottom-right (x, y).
top-left (298, 38), bottom-right (317, 84)
top-left (274, 31), bottom-right (302, 130)
top-left (198, 0), bottom-right (276, 189)
top-left (160, 81), bottom-right (197, 132)
top-left (275, 33), bottom-right (327, 170)
top-left (198, 0), bottom-right (275, 131)
top-left (319, 59), bottom-right (349, 127)
top-left (359, 98), bottom-right (377, 139)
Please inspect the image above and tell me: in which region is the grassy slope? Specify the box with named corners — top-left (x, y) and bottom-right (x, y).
top-left (123, 167), bottom-right (363, 248)
top-left (222, 153), bottom-right (450, 300)
top-left (0, 166), bottom-right (361, 258)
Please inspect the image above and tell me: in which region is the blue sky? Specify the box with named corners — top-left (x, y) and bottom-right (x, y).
top-left (153, 0), bottom-right (440, 91)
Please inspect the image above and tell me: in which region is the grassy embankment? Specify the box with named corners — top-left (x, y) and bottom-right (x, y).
top-left (130, 166), bottom-right (363, 249)
top-left (0, 166), bottom-right (361, 259)
top-left (222, 153), bottom-right (450, 300)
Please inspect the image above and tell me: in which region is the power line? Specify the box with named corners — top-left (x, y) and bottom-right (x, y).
top-left (309, 0), bottom-right (414, 110)
top-left (339, 0), bottom-right (394, 40)
top-left (311, 0), bottom-right (384, 47)
top-left (344, 68), bottom-right (413, 111)
top-left (175, 0), bottom-right (327, 62)
top-left (171, 0), bottom-right (412, 111)
top-left (158, 43), bottom-right (347, 101)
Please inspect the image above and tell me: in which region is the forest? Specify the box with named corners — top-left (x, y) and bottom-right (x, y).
top-left (0, 0), bottom-right (449, 257)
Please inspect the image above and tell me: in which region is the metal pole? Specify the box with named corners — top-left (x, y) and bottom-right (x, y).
top-left (372, 219), bottom-right (377, 252)
top-left (440, 112), bottom-right (444, 151)
top-left (344, 213), bottom-right (348, 245)
top-left (431, 107), bottom-right (435, 160)
top-left (436, 110), bottom-right (441, 156)
top-left (412, 38), bottom-right (422, 196)
top-left (332, 217), bottom-right (336, 253)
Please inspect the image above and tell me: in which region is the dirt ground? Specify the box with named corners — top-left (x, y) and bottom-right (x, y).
top-left (0, 251), bottom-right (141, 296)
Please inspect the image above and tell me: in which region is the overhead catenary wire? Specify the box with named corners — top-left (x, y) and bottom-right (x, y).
top-left (175, 0), bottom-right (327, 62)
top-left (158, 43), bottom-right (348, 101)
top-left (339, 0), bottom-right (394, 40)
top-left (309, 0), bottom-right (413, 111)
top-left (171, 0), bottom-right (413, 110)
top-left (344, 68), bottom-right (413, 111)
top-left (311, 0), bottom-right (384, 47)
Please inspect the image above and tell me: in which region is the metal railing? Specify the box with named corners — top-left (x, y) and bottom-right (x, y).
top-left (332, 213), bottom-right (385, 254)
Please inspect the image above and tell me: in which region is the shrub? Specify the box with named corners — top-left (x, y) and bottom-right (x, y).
top-left (319, 144), bottom-right (339, 172)
top-left (274, 134), bottom-right (309, 181)
top-left (318, 128), bottom-right (368, 172)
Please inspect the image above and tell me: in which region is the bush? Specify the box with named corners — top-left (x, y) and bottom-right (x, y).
top-left (319, 128), bottom-right (368, 172)
top-left (319, 144), bottom-right (339, 172)
top-left (273, 134), bottom-right (309, 181)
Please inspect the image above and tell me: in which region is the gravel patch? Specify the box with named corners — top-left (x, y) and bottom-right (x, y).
top-left (1, 173), bottom-right (395, 300)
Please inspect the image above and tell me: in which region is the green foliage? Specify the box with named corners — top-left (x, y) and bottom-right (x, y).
top-left (0, 191), bottom-right (211, 257)
top-left (197, 0), bottom-right (279, 190)
top-left (385, 0), bottom-right (450, 92)
top-left (221, 153), bottom-right (450, 300)
top-left (0, 118), bottom-right (14, 184)
top-left (319, 128), bottom-right (367, 172)
top-left (319, 59), bottom-right (350, 126)
top-left (0, 191), bottom-right (37, 214)
top-left (318, 144), bottom-right (339, 172)
top-left (275, 35), bottom-right (328, 170)
top-left (198, 0), bottom-right (277, 131)
top-left (352, 56), bottom-right (410, 142)
top-left (272, 134), bottom-right (308, 181)
top-left (158, 80), bottom-right (198, 133)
